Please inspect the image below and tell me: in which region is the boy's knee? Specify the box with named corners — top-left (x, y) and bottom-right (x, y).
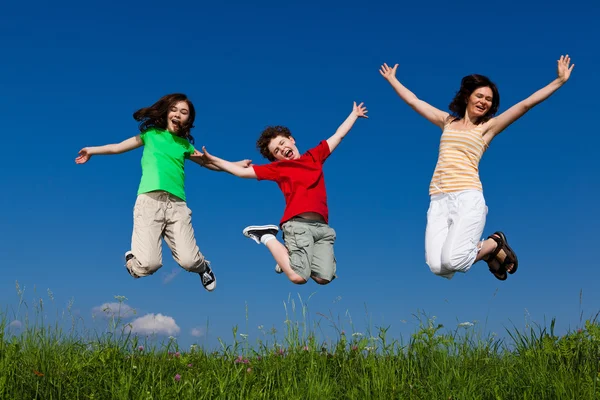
top-left (290, 275), bottom-right (308, 285)
top-left (312, 277), bottom-right (331, 285)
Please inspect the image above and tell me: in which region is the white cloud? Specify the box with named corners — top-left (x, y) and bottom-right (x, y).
top-left (9, 320), bottom-right (22, 330)
top-left (92, 302), bottom-right (135, 319)
top-left (129, 313), bottom-right (180, 336)
top-left (162, 268), bottom-right (181, 284)
top-left (190, 327), bottom-right (205, 337)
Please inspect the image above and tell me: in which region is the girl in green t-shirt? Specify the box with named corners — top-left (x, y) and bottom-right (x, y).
top-left (75, 93), bottom-right (251, 291)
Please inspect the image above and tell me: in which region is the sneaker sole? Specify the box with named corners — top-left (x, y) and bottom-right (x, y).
top-left (242, 225), bottom-right (280, 237)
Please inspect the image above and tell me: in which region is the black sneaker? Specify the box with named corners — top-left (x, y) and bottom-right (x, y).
top-left (242, 225), bottom-right (279, 244)
top-left (200, 262), bottom-right (216, 292)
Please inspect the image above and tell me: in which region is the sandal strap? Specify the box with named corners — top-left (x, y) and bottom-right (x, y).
top-left (486, 234), bottom-right (504, 261)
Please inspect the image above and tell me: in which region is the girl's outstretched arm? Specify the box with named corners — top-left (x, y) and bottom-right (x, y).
top-left (197, 147), bottom-right (257, 179)
top-left (75, 135), bottom-right (143, 164)
top-left (380, 63), bottom-right (449, 129)
top-left (484, 55), bottom-right (575, 139)
top-left (326, 102), bottom-right (368, 153)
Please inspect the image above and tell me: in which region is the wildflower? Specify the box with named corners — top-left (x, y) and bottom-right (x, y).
top-left (303, 346), bottom-right (309, 351)
top-left (138, 346), bottom-right (144, 351)
top-left (187, 363), bottom-right (193, 368)
top-left (240, 334), bottom-right (248, 339)
top-left (277, 348), bottom-right (285, 356)
top-left (351, 346), bottom-right (358, 351)
top-left (246, 367), bottom-right (252, 373)
top-left (190, 344), bottom-right (198, 351)
top-left (458, 322), bottom-right (474, 328)
top-left (175, 352), bottom-right (181, 358)
top-left (352, 332), bottom-right (363, 337)
top-left (174, 374), bottom-right (181, 382)
top-left (341, 330), bottom-right (346, 335)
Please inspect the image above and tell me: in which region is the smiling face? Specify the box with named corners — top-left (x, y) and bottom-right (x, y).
top-left (268, 135), bottom-right (300, 161)
top-left (467, 86), bottom-right (494, 119)
top-left (166, 101), bottom-right (190, 133)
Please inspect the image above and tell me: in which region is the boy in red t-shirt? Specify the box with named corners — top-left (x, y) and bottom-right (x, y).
top-left (199, 102), bottom-right (368, 285)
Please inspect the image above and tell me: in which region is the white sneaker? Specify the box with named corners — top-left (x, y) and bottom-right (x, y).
top-left (242, 225), bottom-right (279, 244)
top-left (275, 264), bottom-right (283, 274)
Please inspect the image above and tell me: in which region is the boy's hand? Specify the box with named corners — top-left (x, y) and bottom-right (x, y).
top-left (234, 159), bottom-right (253, 168)
top-left (379, 63), bottom-right (398, 81)
top-left (75, 148), bottom-right (92, 164)
top-left (353, 101), bottom-right (368, 119)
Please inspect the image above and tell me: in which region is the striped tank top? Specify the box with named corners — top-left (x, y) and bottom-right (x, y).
top-left (429, 123), bottom-right (488, 195)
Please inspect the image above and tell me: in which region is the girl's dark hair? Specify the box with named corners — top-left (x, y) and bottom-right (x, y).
top-left (133, 93), bottom-right (196, 143)
top-left (448, 74), bottom-right (500, 124)
top-left (256, 126), bottom-right (292, 161)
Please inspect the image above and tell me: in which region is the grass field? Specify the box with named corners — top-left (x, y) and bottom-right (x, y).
top-left (1, 290), bottom-right (599, 399)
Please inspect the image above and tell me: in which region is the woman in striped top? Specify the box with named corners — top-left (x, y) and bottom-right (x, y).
top-left (380, 55), bottom-right (574, 280)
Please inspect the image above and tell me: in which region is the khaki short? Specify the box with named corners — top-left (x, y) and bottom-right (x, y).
top-left (282, 218), bottom-right (337, 281)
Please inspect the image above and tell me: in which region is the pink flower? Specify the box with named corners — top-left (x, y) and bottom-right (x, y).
top-left (187, 363), bottom-right (193, 367)
top-left (277, 348), bottom-right (285, 356)
top-left (174, 374), bottom-right (181, 382)
top-left (175, 352), bottom-right (181, 358)
top-left (138, 346), bottom-right (144, 351)
top-left (351, 346), bottom-right (358, 351)
top-left (246, 367), bottom-right (252, 373)
top-left (303, 346), bottom-right (309, 351)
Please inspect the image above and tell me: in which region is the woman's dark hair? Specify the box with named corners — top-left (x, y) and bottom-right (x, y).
top-left (448, 74), bottom-right (500, 124)
top-left (256, 125), bottom-right (292, 161)
top-left (133, 93), bottom-right (196, 143)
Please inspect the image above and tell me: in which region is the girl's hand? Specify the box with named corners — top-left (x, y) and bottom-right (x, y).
top-left (557, 54), bottom-right (575, 83)
top-left (353, 101), bottom-right (368, 119)
top-left (379, 63), bottom-right (398, 81)
top-left (75, 148), bottom-right (92, 164)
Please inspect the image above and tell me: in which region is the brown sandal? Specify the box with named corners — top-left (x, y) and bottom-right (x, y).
top-left (486, 231), bottom-right (519, 279)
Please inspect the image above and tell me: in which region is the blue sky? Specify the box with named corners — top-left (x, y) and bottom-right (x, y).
top-left (1, 0), bottom-right (598, 348)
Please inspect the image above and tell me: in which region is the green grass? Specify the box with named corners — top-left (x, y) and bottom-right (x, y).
top-left (1, 290), bottom-right (599, 399)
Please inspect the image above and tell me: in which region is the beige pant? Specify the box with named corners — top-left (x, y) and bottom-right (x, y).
top-left (127, 191), bottom-right (207, 278)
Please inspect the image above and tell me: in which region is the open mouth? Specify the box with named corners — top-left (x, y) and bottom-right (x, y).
top-left (171, 119), bottom-right (181, 129)
top-left (475, 105), bottom-right (486, 112)
top-left (284, 149), bottom-right (293, 159)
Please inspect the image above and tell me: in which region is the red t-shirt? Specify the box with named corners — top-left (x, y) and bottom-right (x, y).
top-left (253, 140), bottom-right (331, 225)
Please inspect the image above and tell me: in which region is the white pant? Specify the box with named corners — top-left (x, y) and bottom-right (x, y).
top-left (425, 190), bottom-right (488, 279)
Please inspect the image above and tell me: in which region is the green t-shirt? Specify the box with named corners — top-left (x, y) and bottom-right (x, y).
top-left (137, 127), bottom-right (195, 201)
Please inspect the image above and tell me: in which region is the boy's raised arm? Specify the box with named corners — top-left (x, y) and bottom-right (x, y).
top-left (198, 147), bottom-right (257, 179)
top-left (326, 102), bottom-right (368, 153)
